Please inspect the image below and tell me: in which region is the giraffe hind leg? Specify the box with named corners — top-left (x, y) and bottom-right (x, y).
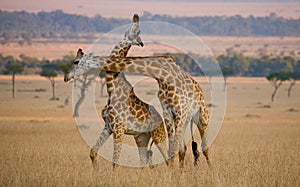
top-left (178, 117), bottom-right (190, 168)
top-left (197, 121), bottom-right (211, 167)
top-left (193, 109), bottom-right (211, 167)
top-left (112, 125), bottom-right (125, 168)
top-left (164, 114), bottom-right (176, 166)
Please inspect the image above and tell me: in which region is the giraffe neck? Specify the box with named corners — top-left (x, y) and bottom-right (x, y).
top-left (105, 41), bottom-right (132, 97)
top-left (109, 40), bottom-right (131, 58)
top-left (95, 56), bottom-right (177, 81)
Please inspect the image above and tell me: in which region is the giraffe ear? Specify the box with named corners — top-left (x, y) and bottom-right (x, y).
top-left (77, 48), bottom-right (84, 57)
top-left (133, 14), bottom-right (139, 23)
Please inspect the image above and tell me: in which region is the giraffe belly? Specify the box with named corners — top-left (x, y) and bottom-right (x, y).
top-left (125, 119), bottom-right (152, 134)
top-left (125, 129), bottom-right (150, 136)
top-left (125, 124), bottom-right (151, 135)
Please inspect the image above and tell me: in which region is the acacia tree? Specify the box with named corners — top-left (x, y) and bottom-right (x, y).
top-left (72, 75), bottom-right (96, 117)
top-left (40, 61), bottom-right (60, 100)
top-left (221, 66), bottom-right (235, 90)
top-left (4, 59), bottom-right (24, 98)
top-left (266, 72), bottom-right (289, 102)
top-left (99, 71), bottom-right (106, 97)
top-left (60, 63), bottom-right (71, 81)
top-left (287, 72), bottom-right (300, 98)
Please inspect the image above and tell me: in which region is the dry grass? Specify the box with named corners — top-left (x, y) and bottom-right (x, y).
top-left (0, 76), bottom-right (299, 186)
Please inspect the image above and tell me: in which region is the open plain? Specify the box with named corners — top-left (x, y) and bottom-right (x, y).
top-left (1, 36), bottom-right (300, 60)
top-left (0, 75), bottom-right (299, 186)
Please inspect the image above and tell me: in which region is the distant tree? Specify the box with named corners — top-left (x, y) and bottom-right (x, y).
top-left (60, 63), bottom-right (72, 82)
top-left (287, 72), bottom-right (300, 98)
top-left (60, 63), bottom-right (71, 76)
top-left (19, 54), bottom-right (40, 74)
top-left (73, 75), bottom-right (95, 117)
top-left (56, 52), bottom-right (76, 82)
top-left (4, 59), bottom-right (24, 98)
top-left (99, 71), bottom-right (106, 97)
top-left (53, 53), bottom-right (75, 66)
top-left (266, 72), bottom-right (289, 102)
top-left (40, 61), bottom-right (60, 100)
top-left (221, 66), bottom-right (235, 89)
top-left (218, 54), bottom-right (249, 76)
top-left (1, 10), bottom-right (300, 37)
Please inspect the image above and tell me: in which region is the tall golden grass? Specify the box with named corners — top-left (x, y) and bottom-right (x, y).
top-left (0, 76), bottom-right (299, 186)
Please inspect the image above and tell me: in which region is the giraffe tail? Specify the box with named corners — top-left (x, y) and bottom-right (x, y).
top-left (146, 140), bottom-right (154, 168)
top-left (147, 140), bottom-right (154, 160)
top-left (191, 121), bottom-right (200, 166)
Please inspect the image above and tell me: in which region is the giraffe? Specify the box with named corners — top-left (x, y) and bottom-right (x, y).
top-left (65, 14), bottom-right (169, 168)
top-left (65, 54), bottom-right (211, 168)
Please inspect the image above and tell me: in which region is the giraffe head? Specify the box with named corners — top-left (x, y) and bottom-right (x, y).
top-left (123, 13), bottom-right (143, 47)
top-left (64, 49), bottom-right (96, 82)
top-left (64, 48), bottom-right (85, 82)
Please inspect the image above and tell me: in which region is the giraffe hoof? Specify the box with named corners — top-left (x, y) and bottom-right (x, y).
top-left (90, 149), bottom-right (98, 166)
top-left (149, 164), bottom-right (155, 169)
top-left (165, 160), bottom-right (169, 166)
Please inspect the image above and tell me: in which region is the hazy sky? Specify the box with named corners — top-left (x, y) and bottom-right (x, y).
top-left (148, 0), bottom-right (300, 1)
top-left (1, 0), bottom-right (299, 18)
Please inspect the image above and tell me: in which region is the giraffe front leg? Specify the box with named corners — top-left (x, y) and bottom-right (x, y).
top-left (90, 127), bottom-right (113, 168)
top-left (112, 125), bottom-right (125, 168)
top-left (151, 122), bottom-right (169, 166)
top-left (178, 140), bottom-right (187, 168)
top-left (134, 133), bottom-right (151, 167)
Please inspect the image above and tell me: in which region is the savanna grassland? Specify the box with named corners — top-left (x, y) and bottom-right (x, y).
top-left (1, 36), bottom-right (300, 60)
top-left (0, 75), bottom-right (299, 186)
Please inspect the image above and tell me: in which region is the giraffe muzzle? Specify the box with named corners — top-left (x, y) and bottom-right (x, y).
top-left (64, 74), bottom-right (73, 82)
